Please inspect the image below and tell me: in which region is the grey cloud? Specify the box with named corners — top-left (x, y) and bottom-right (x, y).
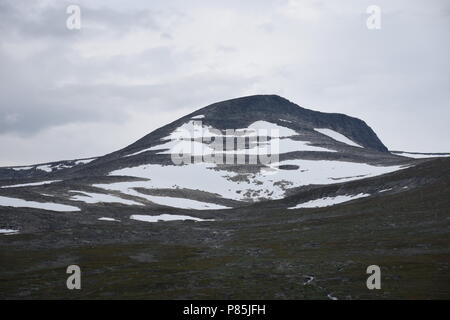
top-left (0, 0), bottom-right (164, 38)
top-left (0, 0), bottom-right (449, 166)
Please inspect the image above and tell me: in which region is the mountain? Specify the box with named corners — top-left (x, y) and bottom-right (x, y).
top-left (1, 95), bottom-right (449, 299)
top-left (125, 94), bottom-right (389, 153)
top-left (0, 95), bottom-right (414, 209)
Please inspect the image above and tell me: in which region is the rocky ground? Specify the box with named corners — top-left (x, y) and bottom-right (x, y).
top-left (1, 158), bottom-right (449, 299)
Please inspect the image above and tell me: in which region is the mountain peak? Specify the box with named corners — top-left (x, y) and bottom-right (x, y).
top-left (177, 95), bottom-right (388, 152)
top-left (195, 94), bottom-right (296, 115)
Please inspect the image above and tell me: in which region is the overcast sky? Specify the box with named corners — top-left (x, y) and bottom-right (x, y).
top-left (0, 0), bottom-right (449, 166)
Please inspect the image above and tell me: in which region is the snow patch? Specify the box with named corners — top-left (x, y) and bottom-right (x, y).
top-left (9, 166), bottom-right (33, 171)
top-left (147, 136), bottom-right (336, 156)
top-left (128, 192), bottom-right (230, 210)
top-left (289, 193), bottom-right (370, 209)
top-left (246, 120), bottom-right (298, 137)
top-left (327, 293), bottom-right (338, 300)
top-left (70, 191), bottom-right (143, 206)
top-left (130, 214), bottom-right (213, 223)
top-left (100, 160), bottom-right (405, 201)
top-left (90, 180), bottom-right (230, 210)
top-left (74, 158), bottom-right (96, 165)
top-left (0, 196), bottom-right (80, 212)
top-left (0, 229), bottom-right (19, 235)
top-left (98, 217), bottom-right (120, 222)
top-left (314, 128), bottom-right (363, 148)
top-left (168, 120), bottom-right (219, 140)
top-left (36, 164), bottom-right (53, 172)
top-left (1, 180), bottom-right (61, 188)
top-left (33, 158), bottom-right (97, 172)
top-left (124, 120), bottom-right (337, 158)
top-left (392, 151), bottom-right (450, 159)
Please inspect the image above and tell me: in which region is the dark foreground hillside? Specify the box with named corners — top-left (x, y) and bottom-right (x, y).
top-left (1, 158), bottom-right (449, 299)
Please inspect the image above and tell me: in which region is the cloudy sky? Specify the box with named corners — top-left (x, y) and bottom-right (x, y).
top-left (0, 0), bottom-right (449, 166)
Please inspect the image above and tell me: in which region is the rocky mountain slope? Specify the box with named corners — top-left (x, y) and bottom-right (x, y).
top-left (0, 95), bottom-right (418, 211)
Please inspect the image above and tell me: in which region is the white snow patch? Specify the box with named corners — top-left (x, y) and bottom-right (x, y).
top-left (7, 158), bottom-right (96, 171)
top-left (191, 114), bottom-right (205, 119)
top-left (98, 217), bottom-right (120, 222)
top-left (392, 151), bottom-right (450, 158)
top-left (167, 120), bottom-right (299, 139)
top-left (69, 191), bottom-right (143, 206)
top-left (124, 148), bottom-right (154, 158)
top-left (129, 193), bottom-right (230, 210)
top-left (0, 228), bottom-right (19, 235)
top-left (74, 158), bottom-right (96, 165)
top-left (0, 196), bottom-right (80, 212)
top-left (125, 120), bottom-right (336, 158)
top-left (288, 193), bottom-right (370, 209)
top-left (167, 120), bottom-right (219, 139)
top-left (88, 181), bottom-right (230, 210)
top-left (148, 136), bottom-right (336, 156)
top-left (1, 180), bottom-right (61, 188)
top-left (327, 293), bottom-right (338, 300)
top-left (39, 158), bottom-right (97, 171)
top-left (314, 128), bottom-right (363, 148)
top-left (146, 139), bottom-right (216, 156)
top-left (245, 120), bottom-right (298, 137)
top-left (36, 164), bottom-right (53, 172)
top-left (99, 160), bottom-right (405, 202)
top-left (9, 166), bottom-right (33, 171)
top-left (130, 214), bottom-right (213, 223)
top-left (379, 188), bottom-right (393, 193)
